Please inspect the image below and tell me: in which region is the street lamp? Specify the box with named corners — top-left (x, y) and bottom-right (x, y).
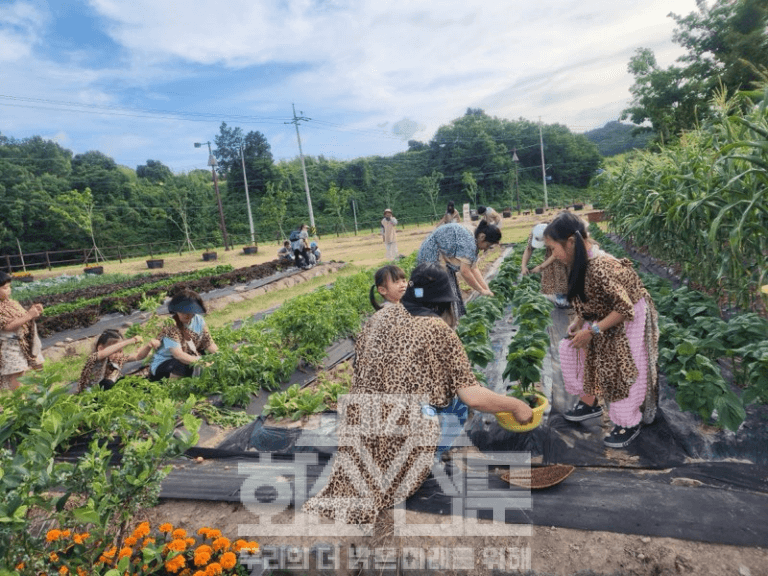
top-left (194, 141), bottom-right (230, 251)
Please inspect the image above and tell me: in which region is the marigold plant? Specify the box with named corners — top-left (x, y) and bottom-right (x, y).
top-left (23, 522), bottom-right (257, 575)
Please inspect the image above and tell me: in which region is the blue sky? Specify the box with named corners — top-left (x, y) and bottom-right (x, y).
top-left (0, 0), bottom-right (699, 174)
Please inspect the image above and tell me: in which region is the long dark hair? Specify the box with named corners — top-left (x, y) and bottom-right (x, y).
top-left (544, 212), bottom-right (589, 302)
top-left (94, 329), bottom-right (123, 352)
top-left (369, 265), bottom-right (406, 311)
top-left (474, 220), bottom-right (501, 244)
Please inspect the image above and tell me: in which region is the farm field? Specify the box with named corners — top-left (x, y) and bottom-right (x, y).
top-left (4, 210), bottom-right (767, 576)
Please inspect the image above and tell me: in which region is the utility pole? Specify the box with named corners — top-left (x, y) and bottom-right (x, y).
top-left (195, 141), bottom-right (230, 250)
top-left (240, 144), bottom-right (256, 245)
top-left (539, 118), bottom-right (548, 210)
top-left (287, 104), bottom-right (315, 233)
top-left (512, 148), bottom-right (520, 214)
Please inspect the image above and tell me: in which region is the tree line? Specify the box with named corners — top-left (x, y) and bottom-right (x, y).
top-left (1, 110), bottom-right (601, 258)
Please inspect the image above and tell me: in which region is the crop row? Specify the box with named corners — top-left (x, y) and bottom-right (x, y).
top-left (589, 225), bottom-right (768, 430)
top-left (35, 261), bottom-right (285, 337)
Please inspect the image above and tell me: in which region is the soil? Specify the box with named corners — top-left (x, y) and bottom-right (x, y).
top-left (140, 500), bottom-right (768, 575)
top-left (34, 260), bottom-right (283, 337)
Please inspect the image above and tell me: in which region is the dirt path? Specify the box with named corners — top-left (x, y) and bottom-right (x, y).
top-left (140, 499), bottom-right (768, 575)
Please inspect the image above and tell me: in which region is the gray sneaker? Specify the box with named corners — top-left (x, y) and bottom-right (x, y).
top-left (563, 400), bottom-right (603, 422)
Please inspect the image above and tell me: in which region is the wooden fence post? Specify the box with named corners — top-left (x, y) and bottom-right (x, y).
top-left (5, 255), bottom-right (11, 273)
top-left (45, 251), bottom-right (52, 271)
top-left (117, 246), bottom-right (123, 263)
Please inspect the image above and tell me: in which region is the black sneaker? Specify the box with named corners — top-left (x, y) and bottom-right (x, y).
top-left (604, 424), bottom-right (641, 448)
top-left (563, 400), bottom-right (603, 422)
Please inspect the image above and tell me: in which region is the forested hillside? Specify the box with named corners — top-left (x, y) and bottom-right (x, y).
top-left (1, 109), bottom-right (601, 259)
top-left (583, 121), bottom-right (654, 156)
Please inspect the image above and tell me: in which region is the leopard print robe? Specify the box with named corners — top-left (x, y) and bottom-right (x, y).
top-left (302, 304), bottom-right (476, 524)
top-left (157, 323), bottom-right (212, 357)
top-left (78, 352), bottom-right (127, 393)
top-left (572, 255), bottom-right (659, 422)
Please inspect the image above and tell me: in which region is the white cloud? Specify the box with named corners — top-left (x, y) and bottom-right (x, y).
top-left (3, 0), bottom-right (703, 167)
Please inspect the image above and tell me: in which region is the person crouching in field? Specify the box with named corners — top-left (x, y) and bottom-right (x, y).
top-left (149, 290), bottom-right (218, 381)
top-left (278, 240), bottom-right (294, 266)
top-left (78, 329), bottom-right (160, 393)
top-left (0, 271), bottom-right (44, 391)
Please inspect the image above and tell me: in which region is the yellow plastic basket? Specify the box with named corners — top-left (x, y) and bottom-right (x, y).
top-left (495, 393), bottom-right (549, 432)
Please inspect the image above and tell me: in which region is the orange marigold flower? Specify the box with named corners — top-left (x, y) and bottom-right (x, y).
top-left (124, 536), bottom-right (137, 547)
top-left (15, 563), bottom-right (24, 571)
top-left (193, 572), bottom-right (206, 576)
top-left (46, 529), bottom-right (62, 542)
top-left (220, 552), bottom-right (237, 570)
top-left (49, 553), bottom-right (59, 563)
top-left (194, 551), bottom-right (212, 566)
top-left (103, 546), bottom-right (117, 558)
top-left (186, 537), bottom-right (196, 546)
top-left (211, 537), bottom-right (230, 552)
top-left (119, 547), bottom-right (133, 559)
top-left (142, 566), bottom-right (149, 571)
top-left (143, 537), bottom-right (156, 547)
top-left (77, 567), bottom-right (87, 576)
top-left (197, 527), bottom-right (210, 538)
top-left (179, 570), bottom-right (191, 576)
top-left (204, 563), bottom-right (223, 576)
top-left (165, 554), bottom-right (186, 573)
top-left (240, 541), bottom-right (259, 553)
top-left (232, 539), bottom-right (248, 552)
top-left (133, 521), bottom-right (150, 539)
top-left (167, 539), bottom-right (187, 552)
top-left (172, 528), bottom-right (187, 539)
top-left (159, 523), bottom-right (173, 533)
top-left (207, 529), bottom-right (221, 540)
top-left (73, 532), bottom-right (90, 545)
top-left (61, 529), bottom-right (71, 538)
top-left (58, 567), bottom-right (68, 575)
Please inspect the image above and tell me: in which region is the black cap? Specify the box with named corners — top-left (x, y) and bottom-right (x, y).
top-left (402, 263), bottom-right (457, 304)
top-left (168, 295), bottom-right (205, 315)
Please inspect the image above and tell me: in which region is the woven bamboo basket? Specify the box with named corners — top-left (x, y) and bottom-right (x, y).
top-left (501, 464), bottom-right (575, 489)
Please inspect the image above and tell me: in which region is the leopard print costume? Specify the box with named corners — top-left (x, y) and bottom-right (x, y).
top-left (157, 323), bottom-right (212, 357)
top-left (572, 255), bottom-right (659, 422)
top-left (78, 352), bottom-right (127, 393)
top-left (302, 304), bottom-right (476, 524)
top-left (526, 230), bottom-right (568, 295)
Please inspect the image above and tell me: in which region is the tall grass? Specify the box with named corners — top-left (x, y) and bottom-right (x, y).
top-left (594, 86), bottom-right (768, 311)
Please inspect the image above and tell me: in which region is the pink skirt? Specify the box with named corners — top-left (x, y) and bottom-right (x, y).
top-left (559, 298), bottom-right (649, 428)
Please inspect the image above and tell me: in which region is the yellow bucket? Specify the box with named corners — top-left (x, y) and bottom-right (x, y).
top-left (495, 394), bottom-right (549, 432)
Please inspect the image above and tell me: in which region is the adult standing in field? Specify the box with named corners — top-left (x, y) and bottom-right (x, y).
top-left (436, 200), bottom-right (461, 227)
top-left (0, 271), bottom-right (44, 390)
top-left (546, 212), bottom-right (659, 448)
top-left (301, 263), bottom-right (532, 525)
top-left (381, 208), bottom-right (399, 260)
top-left (417, 221), bottom-right (500, 318)
top-left (521, 222), bottom-right (570, 308)
top-left (477, 205), bottom-right (502, 226)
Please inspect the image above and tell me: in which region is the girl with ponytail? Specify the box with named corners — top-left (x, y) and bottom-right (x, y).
top-left (544, 211), bottom-right (659, 449)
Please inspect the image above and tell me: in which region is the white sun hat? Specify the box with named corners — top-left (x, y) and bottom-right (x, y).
top-left (531, 223), bottom-right (547, 249)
